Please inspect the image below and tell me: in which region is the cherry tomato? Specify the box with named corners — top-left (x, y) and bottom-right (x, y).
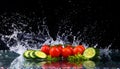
top-left (57, 45), bottom-right (63, 55)
top-left (65, 45), bottom-right (73, 49)
top-left (76, 45), bottom-right (85, 52)
top-left (73, 47), bottom-right (83, 55)
top-left (65, 45), bottom-right (73, 55)
top-left (62, 48), bottom-right (72, 58)
top-left (49, 46), bottom-right (60, 57)
top-left (41, 44), bottom-right (50, 55)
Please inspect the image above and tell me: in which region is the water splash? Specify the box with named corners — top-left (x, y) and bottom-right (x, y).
top-left (0, 12), bottom-right (53, 54)
top-left (0, 25), bottom-right (53, 54)
top-left (0, 12), bottom-right (116, 69)
top-left (99, 43), bottom-right (112, 61)
top-left (9, 55), bottom-right (24, 69)
top-left (0, 12), bottom-right (113, 59)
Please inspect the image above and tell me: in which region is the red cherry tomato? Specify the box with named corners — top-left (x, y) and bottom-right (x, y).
top-left (41, 44), bottom-right (50, 55)
top-left (57, 45), bottom-right (63, 55)
top-left (62, 48), bottom-right (72, 58)
top-left (49, 46), bottom-right (60, 57)
top-left (65, 45), bottom-right (73, 55)
top-left (65, 45), bottom-right (73, 49)
top-left (76, 45), bottom-right (85, 52)
top-left (73, 47), bottom-right (83, 55)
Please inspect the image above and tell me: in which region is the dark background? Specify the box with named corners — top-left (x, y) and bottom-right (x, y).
top-left (0, 0), bottom-right (119, 49)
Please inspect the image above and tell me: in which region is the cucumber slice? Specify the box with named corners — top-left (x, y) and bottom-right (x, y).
top-left (23, 50), bottom-right (32, 59)
top-left (34, 51), bottom-right (47, 59)
top-left (29, 50), bottom-right (36, 59)
top-left (83, 47), bottom-right (96, 59)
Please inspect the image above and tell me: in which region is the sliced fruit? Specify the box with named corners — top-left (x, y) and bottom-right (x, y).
top-left (34, 51), bottom-right (47, 59)
top-left (83, 60), bottom-right (96, 69)
top-left (23, 50), bottom-right (33, 59)
top-left (29, 50), bottom-right (36, 59)
top-left (83, 47), bottom-right (96, 59)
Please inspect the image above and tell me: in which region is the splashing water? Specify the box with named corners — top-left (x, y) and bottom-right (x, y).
top-left (0, 12), bottom-right (113, 59)
top-left (99, 44), bottom-right (112, 61)
top-left (0, 12), bottom-right (116, 69)
top-left (0, 25), bottom-right (53, 54)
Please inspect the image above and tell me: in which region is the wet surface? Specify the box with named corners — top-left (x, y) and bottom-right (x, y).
top-left (0, 1), bottom-right (119, 68)
top-left (0, 50), bottom-right (120, 69)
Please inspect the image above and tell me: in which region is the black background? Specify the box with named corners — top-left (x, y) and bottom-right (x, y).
top-left (0, 0), bottom-right (119, 49)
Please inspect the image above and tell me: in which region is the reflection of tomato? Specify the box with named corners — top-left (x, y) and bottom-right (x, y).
top-left (72, 63), bottom-right (83, 69)
top-left (42, 61), bottom-right (83, 69)
top-left (41, 62), bottom-right (50, 69)
top-left (61, 60), bottom-right (83, 69)
top-left (41, 44), bottom-right (50, 55)
top-left (73, 47), bottom-right (83, 55)
top-left (42, 62), bottom-right (60, 69)
top-left (49, 47), bottom-right (60, 57)
top-left (50, 62), bottom-right (60, 68)
top-left (61, 61), bottom-right (72, 69)
top-left (62, 48), bottom-right (72, 58)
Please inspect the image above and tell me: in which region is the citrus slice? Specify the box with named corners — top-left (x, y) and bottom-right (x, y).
top-left (34, 51), bottom-right (47, 59)
top-left (83, 47), bottom-right (96, 59)
top-left (83, 60), bottom-right (96, 69)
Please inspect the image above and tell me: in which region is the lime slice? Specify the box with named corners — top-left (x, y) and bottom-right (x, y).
top-left (34, 51), bottom-right (47, 59)
top-left (83, 47), bottom-right (96, 59)
top-left (83, 60), bottom-right (96, 69)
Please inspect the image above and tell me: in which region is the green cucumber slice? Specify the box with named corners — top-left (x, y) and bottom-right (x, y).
top-left (83, 47), bottom-right (96, 59)
top-left (29, 50), bottom-right (36, 59)
top-left (23, 50), bottom-right (32, 59)
top-left (34, 51), bottom-right (47, 59)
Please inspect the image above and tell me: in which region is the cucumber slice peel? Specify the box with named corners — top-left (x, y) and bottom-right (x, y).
top-left (29, 50), bottom-right (36, 59)
top-left (23, 50), bottom-right (32, 59)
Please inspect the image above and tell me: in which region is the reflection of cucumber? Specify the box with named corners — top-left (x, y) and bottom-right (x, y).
top-left (34, 51), bottom-right (47, 59)
top-left (24, 61), bottom-right (34, 67)
top-left (83, 60), bottom-right (96, 69)
top-left (36, 61), bottom-right (46, 67)
top-left (83, 47), bottom-right (96, 59)
top-left (23, 50), bottom-right (33, 59)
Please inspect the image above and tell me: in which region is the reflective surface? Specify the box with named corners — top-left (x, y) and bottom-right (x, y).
top-left (0, 50), bottom-right (120, 69)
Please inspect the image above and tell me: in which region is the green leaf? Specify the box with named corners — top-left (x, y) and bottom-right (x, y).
top-left (46, 55), bottom-right (60, 62)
